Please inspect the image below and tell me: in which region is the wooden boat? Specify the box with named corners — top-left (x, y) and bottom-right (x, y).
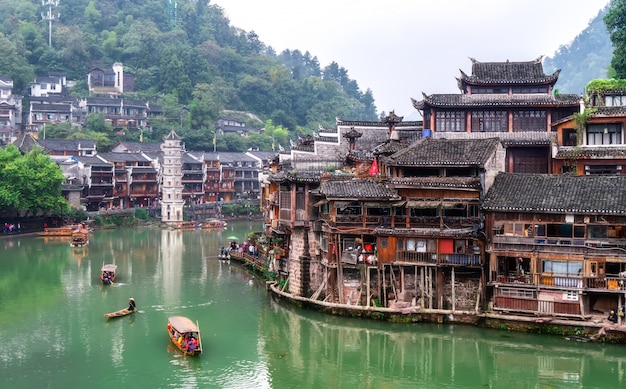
top-left (104, 308), bottom-right (135, 319)
top-left (200, 219), bottom-right (227, 230)
top-left (167, 316), bottom-right (203, 355)
top-left (104, 298), bottom-right (136, 319)
top-left (37, 226), bottom-right (78, 237)
top-left (176, 221), bottom-right (198, 230)
top-left (100, 264), bottom-right (117, 285)
top-left (70, 229), bottom-right (89, 247)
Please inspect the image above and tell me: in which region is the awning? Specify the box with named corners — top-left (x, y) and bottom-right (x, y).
top-left (312, 199), bottom-right (328, 207)
top-left (442, 202), bottom-right (466, 209)
top-left (364, 202), bottom-right (389, 207)
top-left (406, 200), bottom-right (439, 208)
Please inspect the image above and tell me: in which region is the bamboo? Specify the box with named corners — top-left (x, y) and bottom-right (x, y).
top-left (196, 320), bottom-right (203, 354)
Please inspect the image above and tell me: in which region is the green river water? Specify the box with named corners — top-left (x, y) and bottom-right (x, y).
top-left (0, 221), bottom-right (624, 389)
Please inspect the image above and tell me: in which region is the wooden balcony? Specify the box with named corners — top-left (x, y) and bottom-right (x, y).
top-left (395, 251), bottom-right (481, 266)
top-left (492, 235), bottom-right (626, 258)
top-left (493, 272), bottom-right (626, 292)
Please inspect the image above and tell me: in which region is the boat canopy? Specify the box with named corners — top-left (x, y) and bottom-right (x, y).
top-left (168, 316), bottom-right (199, 333)
top-left (101, 264), bottom-right (118, 273)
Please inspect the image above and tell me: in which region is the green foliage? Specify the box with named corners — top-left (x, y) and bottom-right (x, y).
top-left (0, 144), bottom-right (69, 216)
top-left (0, 0), bottom-right (378, 146)
top-left (585, 78), bottom-right (626, 94)
top-left (573, 108), bottom-right (597, 145)
top-left (63, 207), bottom-right (88, 222)
top-left (134, 207), bottom-right (150, 220)
top-left (605, 0), bottom-right (626, 79)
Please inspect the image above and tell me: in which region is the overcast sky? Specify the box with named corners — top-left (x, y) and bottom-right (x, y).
top-left (213, 0), bottom-right (611, 119)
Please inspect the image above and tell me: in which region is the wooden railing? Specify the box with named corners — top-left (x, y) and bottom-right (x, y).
top-left (493, 272), bottom-right (626, 291)
top-left (492, 235), bottom-right (626, 258)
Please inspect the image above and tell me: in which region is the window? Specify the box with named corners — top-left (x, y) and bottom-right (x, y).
top-left (336, 202), bottom-right (361, 215)
top-left (471, 111), bottom-right (507, 132)
top-left (585, 165), bottom-right (621, 175)
top-left (435, 111), bottom-right (465, 132)
top-left (564, 291), bottom-right (579, 301)
top-left (498, 288), bottom-right (536, 298)
top-left (513, 110), bottom-right (547, 132)
top-left (512, 86), bottom-right (549, 94)
top-left (605, 95), bottom-right (626, 107)
top-left (542, 260), bottom-right (582, 277)
top-left (587, 124), bottom-right (622, 145)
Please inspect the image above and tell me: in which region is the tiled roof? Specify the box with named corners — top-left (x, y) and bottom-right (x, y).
top-left (388, 176), bottom-right (482, 190)
top-left (459, 57), bottom-right (559, 85)
top-left (75, 155), bottom-right (110, 166)
top-left (556, 146), bottom-right (626, 159)
top-left (113, 141), bottom-right (163, 152)
top-left (98, 152), bottom-right (151, 163)
top-left (337, 118), bottom-right (422, 128)
top-left (320, 179), bottom-right (399, 199)
top-left (39, 139), bottom-right (95, 151)
top-left (386, 137), bottom-right (500, 166)
top-left (593, 106), bottom-right (626, 116)
top-left (216, 152), bottom-right (257, 163)
top-left (270, 170), bottom-right (322, 183)
top-left (31, 103), bottom-right (72, 112)
top-left (413, 93), bottom-right (580, 109)
top-left (182, 153), bottom-right (202, 163)
top-left (373, 141), bottom-right (406, 155)
top-left (483, 173), bottom-right (626, 214)
top-left (431, 131), bottom-right (554, 146)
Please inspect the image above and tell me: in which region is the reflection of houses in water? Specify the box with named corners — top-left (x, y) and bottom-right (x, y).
top-left (261, 297), bottom-right (625, 387)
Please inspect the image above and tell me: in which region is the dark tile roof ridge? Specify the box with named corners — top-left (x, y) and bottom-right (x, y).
top-left (337, 118), bottom-right (422, 128)
top-left (418, 93), bottom-right (581, 107)
top-left (555, 146), bottom-right (626, 158)
top-left (387, 137), bottom-right (499, 166)
top-left (461, 57), bottom-right (558, 85)
top-left (389, 176), bottom-right (481, 187)
top-left (320, 178), bottom-right (399, 199)
top-left (483, 173), bottom-right (626, 214)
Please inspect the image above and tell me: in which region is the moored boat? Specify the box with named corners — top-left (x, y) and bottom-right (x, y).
top-left (104, 298), bottom-right (136, 319)
top-left (167, 316), bottom-right (203, 355)
top-left (100, 264), bottom-right (117, 285)
top-left (37, 226), bottom-right (78, 237)
top-left (70, 229), bottom-right (89, 247)
top-left (200, 219), bottom-right (227, 230)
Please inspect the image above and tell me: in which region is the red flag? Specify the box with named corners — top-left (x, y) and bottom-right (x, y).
top-left (369, 157), bottom-right (379, 175)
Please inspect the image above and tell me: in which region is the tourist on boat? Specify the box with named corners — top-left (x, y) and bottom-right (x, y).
top-left (608, 310), bottom-right (618, 323)
top-left (128, 298), bottom-right (136, 311)
top-left (187, 337), bottom-right (197, 353)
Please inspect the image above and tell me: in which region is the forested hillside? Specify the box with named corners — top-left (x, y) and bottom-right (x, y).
top-left (0, 0), bottom-right (377, 150)
top-left (544, 5), bottom-right (612, 95)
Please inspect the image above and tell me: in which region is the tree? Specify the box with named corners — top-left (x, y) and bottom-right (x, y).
top-left (605, 0), bottom-right (626, 78)
top-left (0, 144), bottom-right (68, 216)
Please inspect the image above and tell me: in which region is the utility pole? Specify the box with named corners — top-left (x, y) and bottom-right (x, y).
top-left (41, 0), bottom-right (60, 47)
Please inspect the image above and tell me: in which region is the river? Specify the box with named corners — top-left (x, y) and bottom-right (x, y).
top-left (0, 221), bottom-right (623, 388)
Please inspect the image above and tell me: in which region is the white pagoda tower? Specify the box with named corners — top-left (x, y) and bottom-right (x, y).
top-left (160, 130), bottom-right (184, 225)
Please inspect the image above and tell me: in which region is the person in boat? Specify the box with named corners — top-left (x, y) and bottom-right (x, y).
top-left (128, 298), bottom-right (136, 311)
top-left (187, 336), bottom-right (198, 353)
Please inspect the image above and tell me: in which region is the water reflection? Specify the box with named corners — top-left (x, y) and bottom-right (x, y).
top-left (0, 224), bottom-right (624, 388)
top-left (260, 298), bottom-right (626, 388)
